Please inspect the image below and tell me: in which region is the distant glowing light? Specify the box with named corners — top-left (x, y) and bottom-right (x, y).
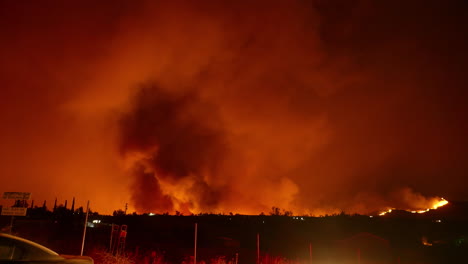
top-left (435, 219), bottom-right (442, 223)
top-left (92, 220), bottom-right (101, 224)
top-left (149, 213), bottom-right (155, 216)
top-left (422, 236), bottom-right (432, 246)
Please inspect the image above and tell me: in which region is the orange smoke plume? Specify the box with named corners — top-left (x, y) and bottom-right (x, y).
top-left (1, 1), bottom-right (467, 215)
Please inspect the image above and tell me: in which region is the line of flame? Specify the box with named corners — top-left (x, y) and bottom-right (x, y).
top-left (377, 198), bottom-right (449, 216)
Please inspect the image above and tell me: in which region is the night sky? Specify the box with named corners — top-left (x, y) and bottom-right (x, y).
top-left (1, 0), bottom-right (467, 215)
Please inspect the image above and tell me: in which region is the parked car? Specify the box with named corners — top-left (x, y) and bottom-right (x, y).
top-left (0, 233), bottom-right (93, 263)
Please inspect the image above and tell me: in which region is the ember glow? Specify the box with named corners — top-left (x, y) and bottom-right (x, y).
top-left (1, 1), bottom-right (467, 215)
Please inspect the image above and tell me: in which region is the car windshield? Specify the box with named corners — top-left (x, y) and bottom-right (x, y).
top-left (0, 233), bottom-right (62, 261)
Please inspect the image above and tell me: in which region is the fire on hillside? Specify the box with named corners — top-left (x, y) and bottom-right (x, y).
top-left (377, 198), bottom-right (449, 217)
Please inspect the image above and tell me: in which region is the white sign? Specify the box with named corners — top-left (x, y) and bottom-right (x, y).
top-left (2, 192), bottom-right (31, 200)
top-left (1, 207), bottom-right (27, 216)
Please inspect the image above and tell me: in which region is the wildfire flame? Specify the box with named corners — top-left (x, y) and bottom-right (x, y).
top-left (378, 198), bottom-right (449, 216)
top-left (378, 208), bottom-right (393, 216)
top-left (431, 198), bottom-right (449, 209)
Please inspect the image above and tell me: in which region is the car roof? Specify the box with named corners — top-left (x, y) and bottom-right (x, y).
top-left (0, 233), bottom-right (60, 256)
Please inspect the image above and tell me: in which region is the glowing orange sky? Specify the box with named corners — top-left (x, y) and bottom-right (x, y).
top-left (0, 0), bottom-right (467, 215)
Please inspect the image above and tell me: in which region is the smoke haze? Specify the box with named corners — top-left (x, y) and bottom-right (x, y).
top-left (1, 0), bottom-right (467, 214)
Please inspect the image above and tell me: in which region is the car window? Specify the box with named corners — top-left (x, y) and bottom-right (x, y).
top-left (0, 244), bottom-right (14, 260)
top-left (0, 235), bottom-right (64, 262)
top-left (0, 237), bottom-right (25, 260)
top-left (18, 243), bottom-right (49, 260)
top-left (11, 245), bottom-right (25, 260)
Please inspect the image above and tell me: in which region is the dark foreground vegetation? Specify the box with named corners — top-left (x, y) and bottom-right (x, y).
top-left (1, 202), bottom-right (467, 264)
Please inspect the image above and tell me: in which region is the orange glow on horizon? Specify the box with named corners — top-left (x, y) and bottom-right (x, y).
top-left (1, 1), bottom-right (466, 217)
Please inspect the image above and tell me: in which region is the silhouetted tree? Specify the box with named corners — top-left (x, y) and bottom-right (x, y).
top-left (71, 197), bottom-right (75, 212)
top-left (75, 206), bottom-right (84, 215)
top-left (282, 209), bottom-right (293, 216)
top-left (270, 207), bottom-right (281, 216)
top-left (113, 209), bottom-right (126, 216)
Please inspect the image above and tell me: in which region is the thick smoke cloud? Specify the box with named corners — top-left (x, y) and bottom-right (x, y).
top-left (120, 85), bottom-right (227, 213)
top-left (0, 0), bottom-right (467, 214)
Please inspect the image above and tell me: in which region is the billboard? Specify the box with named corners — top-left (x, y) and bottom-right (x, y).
top-left (1, 207), bottom-right (28, 216)
top-left (2, 192), bottom-right (31, 200)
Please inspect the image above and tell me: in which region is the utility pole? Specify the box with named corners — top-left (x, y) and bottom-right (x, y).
top-left (357, 248), bottom-right (361, 264)
top-left (9, 216), bottom-right (14, 234)
top-left (309, 243), bottom-right (312, 264)
top-left (257, 233), bottom-right (260, 264)
top-left (81, 201), bottom-right (90, 256)
top-left (194, 223), bottom-right (198, 264)
top-left (71, 197), bottom-right (75, 213)
top-left (110, 224), bottom-right (114, 253)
